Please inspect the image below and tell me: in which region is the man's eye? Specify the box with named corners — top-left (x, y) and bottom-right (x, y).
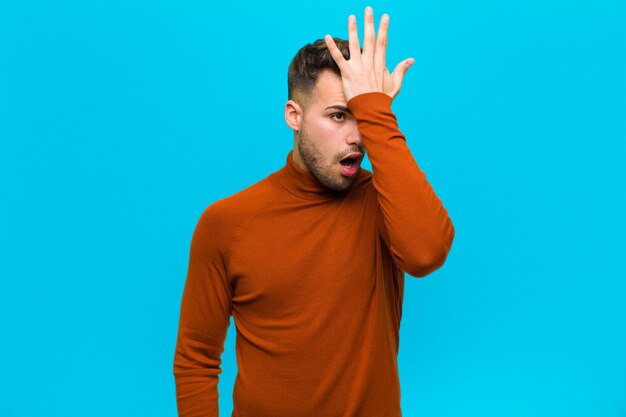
top-left (331, 112), bottom-right (345, 121)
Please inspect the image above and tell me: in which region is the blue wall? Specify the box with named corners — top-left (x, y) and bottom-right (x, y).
top-left (1, 1), bottom-right (625, 416)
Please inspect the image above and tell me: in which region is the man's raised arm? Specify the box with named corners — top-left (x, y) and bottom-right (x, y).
top-left (326, 7), bottom-right (455, 277)
top-left (174, 204), bottom-right (233, 416)
top-left (348, 92), bottom-right (455, 277)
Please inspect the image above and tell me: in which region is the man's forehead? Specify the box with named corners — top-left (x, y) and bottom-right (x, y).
top-left (310, 71), bottom-right (347, 108)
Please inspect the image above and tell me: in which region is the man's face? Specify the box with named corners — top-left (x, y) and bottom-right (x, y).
top-left (295, 70), bottom-right (366, 192)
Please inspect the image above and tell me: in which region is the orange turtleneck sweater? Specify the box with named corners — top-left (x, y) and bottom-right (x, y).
top-left (173, 92), bottom-right (455, 417)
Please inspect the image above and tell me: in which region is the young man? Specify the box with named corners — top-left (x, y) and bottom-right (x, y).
top-left (173, 7), bottom-right (455, 417)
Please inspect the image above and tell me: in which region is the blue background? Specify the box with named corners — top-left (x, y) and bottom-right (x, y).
top-left (1, 0), bottom-right (625, 416)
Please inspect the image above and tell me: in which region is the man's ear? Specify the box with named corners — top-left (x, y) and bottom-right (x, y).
top-left (284, 100), bottom-right (304, 132)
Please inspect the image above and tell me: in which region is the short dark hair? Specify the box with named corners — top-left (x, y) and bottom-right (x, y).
top-left (287, 38), bottom-right (352, 109)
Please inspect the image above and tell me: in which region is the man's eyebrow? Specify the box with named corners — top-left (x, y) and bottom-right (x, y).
top-left (325, 105), bottom-right (352, 113)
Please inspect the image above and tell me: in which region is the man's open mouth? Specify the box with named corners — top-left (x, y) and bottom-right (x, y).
top-left (339, 153), bottom-right (363, 176)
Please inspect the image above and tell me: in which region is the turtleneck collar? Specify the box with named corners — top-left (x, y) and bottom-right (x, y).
top-left (271, 150), bottom-right (351, 201)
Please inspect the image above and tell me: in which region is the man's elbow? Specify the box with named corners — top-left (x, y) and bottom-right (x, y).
top-left (402, 233), bottom-right (455, 278)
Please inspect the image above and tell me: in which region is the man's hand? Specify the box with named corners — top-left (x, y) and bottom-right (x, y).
top-left (325, 6), bottom-right (415, 102)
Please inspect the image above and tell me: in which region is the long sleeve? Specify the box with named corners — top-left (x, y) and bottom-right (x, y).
top-left (173, 204), bottom-right (233, 417)
top-left (347, 92), bottom-right (455, 278)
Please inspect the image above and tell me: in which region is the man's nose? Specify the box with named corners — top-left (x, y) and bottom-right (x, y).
top-left (346, 127), bottom-right (362, 146)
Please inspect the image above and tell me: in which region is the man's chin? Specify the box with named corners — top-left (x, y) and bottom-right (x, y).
top-left (337, 169), bottom-right (360, 190)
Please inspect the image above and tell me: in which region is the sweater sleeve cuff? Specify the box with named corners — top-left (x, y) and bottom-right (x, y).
top-left (346, 92), bottom-right (393, 118)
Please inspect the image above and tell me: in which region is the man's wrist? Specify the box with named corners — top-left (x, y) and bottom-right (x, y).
top-left (346, 92), bottom-right (393, 117)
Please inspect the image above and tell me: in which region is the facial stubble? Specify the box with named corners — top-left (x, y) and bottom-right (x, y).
top-left (296, 127), bottom-right (362, 192)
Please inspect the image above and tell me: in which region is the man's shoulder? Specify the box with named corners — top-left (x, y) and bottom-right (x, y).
top-left (197, 173), bottom-right (279, 230)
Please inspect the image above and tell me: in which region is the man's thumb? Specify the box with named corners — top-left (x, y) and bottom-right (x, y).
top-left (392, 58), bottom-right (415, 86)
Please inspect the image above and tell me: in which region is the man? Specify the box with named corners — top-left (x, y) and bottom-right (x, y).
top-left (173, 7), bottom-right (455, 417)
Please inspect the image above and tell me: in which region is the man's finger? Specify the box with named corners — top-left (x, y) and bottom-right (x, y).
top-left (347, 14), bottom-right (361, 62)
top-left (391, 58), bottom-right (415, 91)
top-left (374, 13), bottom-right (389, 84)
top-left (362, 6), bottom-right (375, 59)
top-left (325, 35), bottom-right (348, 71)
